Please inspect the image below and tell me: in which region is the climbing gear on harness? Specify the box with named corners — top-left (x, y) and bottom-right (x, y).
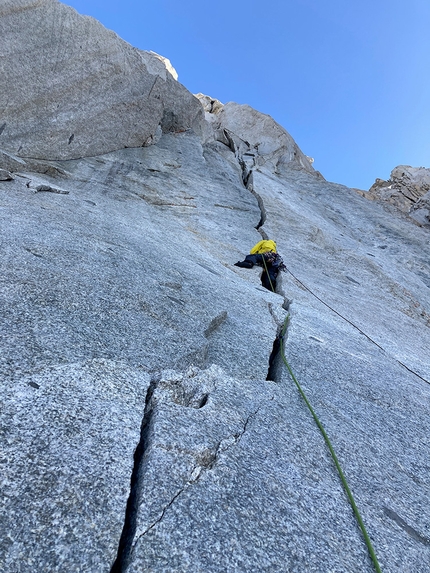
top-left (235, 239), bottom-right (285, 292)
top-left (278, 315), bottom-right (382, 573)
top-left (250, 239), bottom-right (277, 254)
top-left (262, 253), bottom-right (275, 293)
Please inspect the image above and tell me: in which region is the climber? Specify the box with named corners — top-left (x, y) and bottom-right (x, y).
top-left (234, 240), bottom-right (286, 292)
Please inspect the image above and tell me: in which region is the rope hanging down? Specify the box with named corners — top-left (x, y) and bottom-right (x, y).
top-left (278, 316), bottom-right (382, 573)
top-left (262, 254), bottom-right (275, 293)
top-left (261, 259), bottom-right (381, 571)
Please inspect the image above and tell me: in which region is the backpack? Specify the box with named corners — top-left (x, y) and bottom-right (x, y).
top-left (249, 240), bottom-right (277, 254)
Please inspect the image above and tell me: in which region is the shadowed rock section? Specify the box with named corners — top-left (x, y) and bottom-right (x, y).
top-left (110, 379), bottom-right (158, 573)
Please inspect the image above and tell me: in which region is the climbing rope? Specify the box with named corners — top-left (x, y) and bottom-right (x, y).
top-left (284, 265), bottom-right (430, 386)
top-left (261, 254), bottom-right (275, 293)
top-left (278, 315), bottom-right (382, 573)
top-left (259, 250), bottom-right (382, 569)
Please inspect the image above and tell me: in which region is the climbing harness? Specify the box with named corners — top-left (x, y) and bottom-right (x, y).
top-left (262, 254), bottom-right (275, 293)
top-left (278, 316), bottom-right (382, 573)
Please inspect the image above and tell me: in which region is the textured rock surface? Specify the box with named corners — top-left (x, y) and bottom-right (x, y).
top-left (0, 130), bottom-right (286, 572)
top-left (412, 191), bottom-right (430, 225)
top-left (367, 165), bottom-right (430, 226)
top-left (197, 95), bottom-right (316, 177)
top-left (0, 133), bottom-right (278, 382)
top-left (1, 360), bottom-right (150, 572)
top-left (0, 0), bottom-right (203, 160)
top-left (0, 168), bottom-right (13, 181)
top-left (127, 362), bottom-right (430, 573)
top-left (1, 3), bottom-right (430, 573)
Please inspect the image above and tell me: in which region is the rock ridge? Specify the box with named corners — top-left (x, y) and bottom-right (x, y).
top-left (196, 94), bottom-right (316, 177)
top-left (365, 165), bottom-right (430, 227)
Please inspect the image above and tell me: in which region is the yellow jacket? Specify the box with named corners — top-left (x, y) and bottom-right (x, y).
top-left (250, 240), bottom-right (277, 254)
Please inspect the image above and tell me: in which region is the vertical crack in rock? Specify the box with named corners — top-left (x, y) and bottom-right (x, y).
top-left (219, 127), bottom-right (269, 235)
top-left (110, 377), bottom-right (159, 573)
top-left (266, 301), bottom-right (291, 382)
top-left (237, 154), bottom-right (253, 189)
top-left (133, 406), bottom-right (261, 545)
top-left (266, 316), bottom-right (287, 382)
top-left (222, 128), bottom-right (238, 155)
top-left (231, 133), bottom-right (293, 378)
top-left (266, 333), bottom-right (282, 382)
top-left (239, 159), bottom-right (267, 234)
top-left (221, 126), bottom-right (295, 381)
top-left (249, 187), bottom-right (267, 233)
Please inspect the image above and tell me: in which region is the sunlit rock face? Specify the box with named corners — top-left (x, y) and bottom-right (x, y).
top-left (1, 3), bottom-right (430, 573)
top-left (367, 165), bottom-right (430, 226)
top-left (412, 191), bottom-right (430, 225)
top-left (0, 0), bottom-right (203, 160)
top-left (196, 93), bottom-right (316, 177)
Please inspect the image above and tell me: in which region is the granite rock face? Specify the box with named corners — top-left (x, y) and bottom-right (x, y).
top-left (367, 165), bottom-right (430, 226)
top-left (0, 0), bottom-right (203, 160)
top-left (1, 3), bottom-right (430, 573)
top-left (0, 128), bottom-right (287, 573)
top-left (1, 360), bottom-right (150, 573)
top-left (196, 94), bottom-right (315, 178)
top-left (412, 191), bottom-right (430, 226)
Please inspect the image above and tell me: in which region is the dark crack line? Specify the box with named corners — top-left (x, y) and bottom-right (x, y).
top-left (211, 406), bottom-right (261, 464)
top-left (222, 128), bottom-right (250, 191)
top-left (266, 302), bottom-right (291, 382)
top-left (266, 306), bottom-right (282, 382)
top-left (220, 128), bottom-right (268, 233)
top-left (110, 377), bottom-right (158, 573)
top-left (285, 266), bottom-right (430, 386)
top-left (395, 186), bottom-right (422, 206)
top-left (132, 406), bottom-right (261, 548)
top-left (238, 407), bottom-right (260, 442)
top-left (267, 336), bottom-right (282, 382)
top-left (133, 487), bottom-right (187, 544)
top-left (249, 187), bottom-right (267, 232)
top-left (147, 76), bottom-right (159, 99)
top-left (383, 506), bottom-right (430, 546)
top-left (236, 145), bottom-right (428, 386)
top-left (222, 128), bottom-right (237, 154)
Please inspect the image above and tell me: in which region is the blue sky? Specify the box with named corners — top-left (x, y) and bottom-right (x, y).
top-left (65, 0), bottom-right (430, 190)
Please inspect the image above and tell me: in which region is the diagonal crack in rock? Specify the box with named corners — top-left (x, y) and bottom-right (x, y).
top-left (131, 405), bottom-right (262, 548)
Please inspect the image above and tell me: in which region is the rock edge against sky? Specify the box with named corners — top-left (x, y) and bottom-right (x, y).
top-left (1, 2), bottom-right (429, 572)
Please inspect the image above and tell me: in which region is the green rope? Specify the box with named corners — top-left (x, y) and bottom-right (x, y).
top-left (279, 315), bottom-right (382, 573)
top-left (258, 249), bottom-right (380, 569)
top-left (261, 254), bottom-right (275, 293)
